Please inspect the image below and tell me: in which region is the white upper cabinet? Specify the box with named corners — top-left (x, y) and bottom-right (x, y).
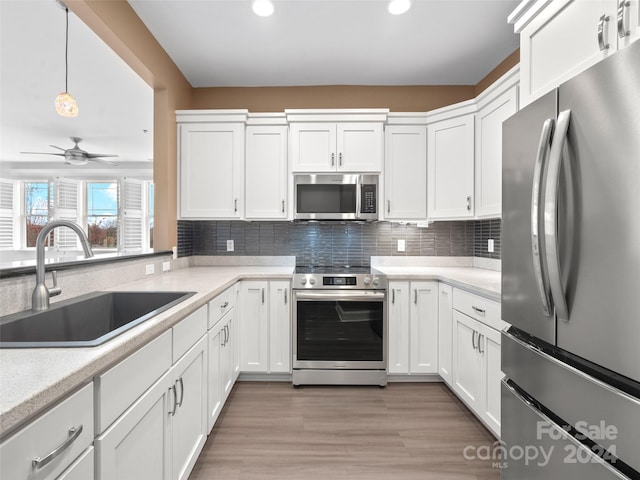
top-left (245, 116), bottom-right (289, 220)
top-left (474, 68), bottom-right (519, 218)
top-left (384, 121), bottom-right (428, 221)
top-left (286, 109), bottom-right (387, 172)
top-left (427, 105), bottom-right (475, 220)
top-left (177, 110), bottom-right (247, 219)
top-left (511, 0), bottom-right (639, 106)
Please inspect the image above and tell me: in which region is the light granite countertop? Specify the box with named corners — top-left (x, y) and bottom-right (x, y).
top-left (0, 263), bottom-right (501, 438)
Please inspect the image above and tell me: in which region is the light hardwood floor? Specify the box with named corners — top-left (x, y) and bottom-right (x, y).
top-left (189, 382), bottom-right (501, 480)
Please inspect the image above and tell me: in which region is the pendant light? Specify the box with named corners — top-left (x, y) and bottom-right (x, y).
top-left (55, 2), bottom-right (79, 117)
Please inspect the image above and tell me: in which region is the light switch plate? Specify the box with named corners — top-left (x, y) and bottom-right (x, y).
top-left (397, 239), bottom-right (406, 252)
top-left (227, 240), bottom-right (234, 252)
top-left (145, 264), bottom-right (155, 275)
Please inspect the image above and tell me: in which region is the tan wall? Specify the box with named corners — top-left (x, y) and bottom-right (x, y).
top-left (65, 2), bottom-right (519, 249)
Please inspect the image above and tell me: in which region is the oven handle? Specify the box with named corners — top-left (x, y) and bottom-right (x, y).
top-left (294, 291), bottom-right (386, 301)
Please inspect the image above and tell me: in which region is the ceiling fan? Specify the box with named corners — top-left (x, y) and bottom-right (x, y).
top-left (21, 137), bottom-right (119, 166)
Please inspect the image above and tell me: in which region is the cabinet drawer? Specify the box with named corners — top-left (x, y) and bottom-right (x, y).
top-left (57, 446), bottom-right (94, 480)
top-left (173, 305), bottom-right (207, 363)
top-left (452, 288), bottom-right (506, 332)
top-left (208, 287), bottom-right (234, 329)
top-left (95, 329), bottom-right (172, 433)
top-left (0, 383), bottom-right (94, 480)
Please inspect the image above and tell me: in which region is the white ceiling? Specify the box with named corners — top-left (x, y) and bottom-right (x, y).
top-left (0, 0), bottom-right (154, 179)
top-left (1, 0), bottom-right (520, 178)
top-left (128, 0), bottom-right (520, 87)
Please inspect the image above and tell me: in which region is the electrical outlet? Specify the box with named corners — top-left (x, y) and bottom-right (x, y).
top-left (226, 240), bottom-right (234, 252)
top-left (172, 246), bottom-right (178, 260)
top-left (162, 261), bottom-right (171, 272)
top-left (397, 239), bottom-right (406, 252)
top-left (145, 264), bottom-right (155, 275)
top-left (488, 239), bottom-right (495, 253)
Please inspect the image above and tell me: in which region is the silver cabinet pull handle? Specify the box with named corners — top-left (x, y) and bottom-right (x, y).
top-left (281, 200), bottom-right (285, 213)
top-left (177, 378), bottom-right (184, 407)
top-left (471, 331), bottom-right (477, 350)
top-left (618, 0), bottom-right (630, 37)
top-left (544, 110), bottom-right (572, 321)
top-left (387, 200), bottom-right (391, 214)
top-left (32, 425), bottom-right (83, 470)
top-left (466, 195), bottom-right (472, 212)
top-left (598, 14), bottom-right (610, 50)
top-left (221, 301), bottom-right (229, 310)
top-left (471, 306), bottom-right (486, 315)
top-left (392, 289), bottom-right (395, 304)
top-left (261, 288), bottom-right (265, 304)
top-left (226, 324), bottom-right (230, 344)
top-left (331, 153), bottom-right (335, 166)
top-left (414, 289), bottom-right (417, 304)
top-left (531, 118), bottom-right (555, 317)
top-left (169, 385), bottom-right (178, 416)
top-left (338, 152), bottom-right (343, 167)
top-left (478, 334), bottom-right (485, 354)
top-left (234, 198), bottom-right (238, 213)
top-left (284, 289), bottom-right (288, 304)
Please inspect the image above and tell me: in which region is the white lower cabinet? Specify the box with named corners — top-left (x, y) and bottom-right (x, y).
top-left (0, 383), bottom-right (94, 480)
top-left (388, 281), bottom-right (438, 375)
top-left (451, 289), bottom-right (504, 437)
top-left (239, 280), bottom-right (291, 374)
top-left (207, 309), bottom-right (235, 433)
top-left (437, 283), bottom-right (453, 385)
top-left (96, 306), bottom-right (208, 480)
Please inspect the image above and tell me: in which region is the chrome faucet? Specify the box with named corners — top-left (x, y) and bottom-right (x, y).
top-left (32, 220), bottom-right (94, 311)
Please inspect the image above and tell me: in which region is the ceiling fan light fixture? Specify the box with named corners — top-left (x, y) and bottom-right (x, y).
top-left (56, 3), bottom-right (79, 117)
top-left (388, 0), bottom-right (411, 15)
top-left (252, 0), bottom-right (274, 17)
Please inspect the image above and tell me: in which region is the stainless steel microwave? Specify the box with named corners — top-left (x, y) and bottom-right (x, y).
top-left (293, 174), bottom-right (378, 221)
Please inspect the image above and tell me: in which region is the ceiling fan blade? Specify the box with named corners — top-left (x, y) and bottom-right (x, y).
top-left (85, 153), bottom-right (119, 158)
top-left (89, 157), bottom-right (119, 166)
top-left (49, 145), bottom-right (67, 151)
top-left (20, 151), bottom-right (66, 156)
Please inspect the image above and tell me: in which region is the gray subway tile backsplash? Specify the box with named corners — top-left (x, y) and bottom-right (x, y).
top-left (177, 219), bottom-right (501, 265)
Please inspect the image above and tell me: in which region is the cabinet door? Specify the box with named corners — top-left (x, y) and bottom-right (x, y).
top-left (269, 281), bottom-right (291, 373)
top-left (452, 311), bottom-right (483, 410)
top-left (480, 325), bottom-right (502, 437)
top-left (290, 123), bottom-right (337, 172)
top-left (438, 283), bottom-right (454, 384)
top-left (220, 315), bottom-right (234, 399)
top-left (179, 123), bottom-right (244, 218)
top-left (232, 283), bottom-right (242, 381)
top-left (172, 335), bottom-right (208, 480)
top-left (245, 126), bottom-right (288, 219)
top-left (427, 114), bottom-right (475, 219)
top-left (384, 125), bottom-right (427, 220)
top-left (475, 85), bottom-right (518, 218)
top-left (409, 281), bottom-right (439, 374)
top-left (519, 0), bottom-right (616, 106)
top-left (96, 371), bottom-right (172, 480)
top-left (387, 282), bottom-right (410, 374)
top-left (240, 281), bottom-right (269, 372)
top-left (336, 123), bottom-right (383, 172)
top-left (207, 323), bottom-right (223, 433)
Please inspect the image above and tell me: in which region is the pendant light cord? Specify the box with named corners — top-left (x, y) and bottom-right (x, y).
top-left (64, 7), bottom-right (69, 93)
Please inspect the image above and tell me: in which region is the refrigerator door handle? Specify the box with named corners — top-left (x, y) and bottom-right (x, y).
top-left (531, 118), bottom-right (555, 317)
top-left (544, 109), bottom-right (572, 322)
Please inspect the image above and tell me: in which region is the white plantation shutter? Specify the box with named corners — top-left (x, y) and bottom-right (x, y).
top-left (119, 178), bottom-right (145, 253)
top-left (52, 178), bottom-right (81, 250)
top-left (0, 180), bottom-right (16, 248)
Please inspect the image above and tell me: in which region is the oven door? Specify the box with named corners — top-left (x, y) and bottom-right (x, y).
top-left (293, 290), bottom-right (387, 370)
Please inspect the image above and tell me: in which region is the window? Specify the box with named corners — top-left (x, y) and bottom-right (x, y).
top-left (87, 182), bottom-right (118, 249)
top-left (25, 182), bottom-right (54, 247)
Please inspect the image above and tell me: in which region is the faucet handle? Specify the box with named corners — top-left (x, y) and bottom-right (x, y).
top-left (49, 271), bottom-right (62, 297)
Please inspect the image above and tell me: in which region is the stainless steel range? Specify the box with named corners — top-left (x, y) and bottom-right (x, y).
top-left (292, 266), bottom-right (387, 387)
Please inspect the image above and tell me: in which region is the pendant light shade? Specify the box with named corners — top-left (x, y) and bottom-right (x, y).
top-left (55, 4), bottom-right (78, 117)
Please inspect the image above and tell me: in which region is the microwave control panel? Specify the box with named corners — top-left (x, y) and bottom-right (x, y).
top-left (361, 184), bottom-right (377, 213)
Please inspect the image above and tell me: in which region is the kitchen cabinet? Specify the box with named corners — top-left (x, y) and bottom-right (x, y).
top-left (427, 111), bottom-right (475, 219)
top-left (437, 283), bottom-right (453, 385)
top-left (245, 122), bottom-right (289, 220)
top-left (177, 110), bottom-right (248, 219)
top-left (388, 281), bottom-right (438, 375)
top-left (451, 289), bottom-right (504, 437)
top-left (0, 383), bottom-right (94, 480)
top-left (384, 125), bottom-right (428, 220)
top-left (239, 280), bottom-right (291, 373)
top-left (96, 306), bottom-right (208, 480)
top-left (290, 122), bottom-right (383, 172)
top-left (475, 76), bottom-right (519, 218)
top-left (512, 0), bottom-right (640, 106)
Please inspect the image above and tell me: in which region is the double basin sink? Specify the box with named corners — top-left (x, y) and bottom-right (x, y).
top-left (0, 291), bottom-right (195, 348)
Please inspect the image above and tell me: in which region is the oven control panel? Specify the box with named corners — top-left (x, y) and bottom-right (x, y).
top-left (293, 274), bottom-right (386, 290)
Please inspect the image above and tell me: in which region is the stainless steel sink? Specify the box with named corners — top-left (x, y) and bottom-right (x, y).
top-left (0, 291), bottom-right (195, 348)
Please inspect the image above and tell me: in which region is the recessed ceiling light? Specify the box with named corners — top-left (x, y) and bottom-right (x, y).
top-left (252, 0), bottom-right (274, 17)
top-left (388, 0), bottom-right (411, 15)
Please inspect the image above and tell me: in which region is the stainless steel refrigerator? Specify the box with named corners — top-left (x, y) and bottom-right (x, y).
top-left (501, 39), bottom-right (640, 479)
